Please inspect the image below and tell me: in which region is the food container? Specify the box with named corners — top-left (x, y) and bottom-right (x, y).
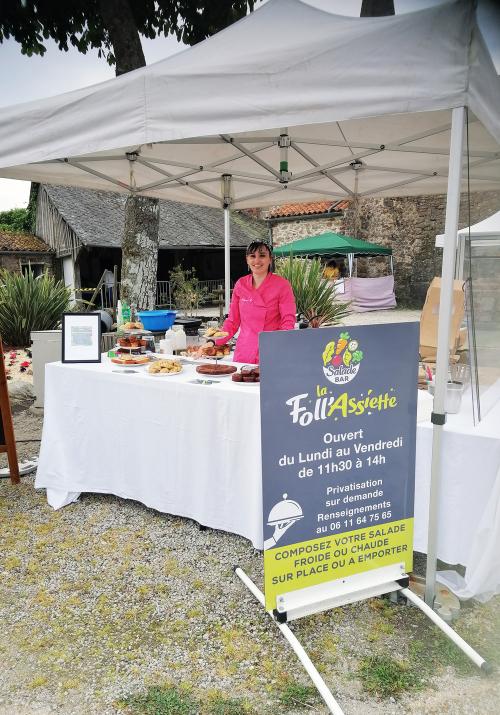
top-left (137, 310), bottom-right (177, 331)
top-left (159, 336), bottom-right (176, 355)
top-left (174, 317), bottom-right (202, 335)
top-left (427, 381), bottom-right (464, 414)
top-left (171, 325), bottom-right (187, 350)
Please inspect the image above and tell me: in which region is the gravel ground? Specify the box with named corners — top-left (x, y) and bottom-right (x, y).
top-left (1, 309), bottom-right (499, 714)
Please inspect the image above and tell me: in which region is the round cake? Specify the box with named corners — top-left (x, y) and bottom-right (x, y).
top-left (196, 363), bottom-right (237, 375)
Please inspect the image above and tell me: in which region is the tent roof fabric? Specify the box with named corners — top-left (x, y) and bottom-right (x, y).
top-left (43, 185), bottom-right (266, 249)
top-left (274, 231), bottom-right (392, 257)
top-left (0, 0), bottom-right (498, 209)
top-left (435, 208), bottom-right (500, 246)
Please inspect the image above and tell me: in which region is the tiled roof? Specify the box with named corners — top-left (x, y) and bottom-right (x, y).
top-left (266, 200), bottom-right (349, 218)
top-left (0, 230), bottom-right (52, 253)
top-left (43, 186), bottom-right (267, 249)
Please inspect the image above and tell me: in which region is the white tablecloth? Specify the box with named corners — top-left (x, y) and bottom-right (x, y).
top-left (36, 361), bottom-right (500, 597)
top-left (414, 384), bottom-right (500, 600)
top-left (36, 359), bottom-right (263, 547)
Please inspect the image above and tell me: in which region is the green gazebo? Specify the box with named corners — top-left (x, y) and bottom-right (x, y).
top-left (273, 231), bottom-right (392, 277)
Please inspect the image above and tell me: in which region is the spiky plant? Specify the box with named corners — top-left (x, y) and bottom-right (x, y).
top-left (0, 268), bottom-right (71, 347)
top-left (275, 255), bottom-right (351, 327)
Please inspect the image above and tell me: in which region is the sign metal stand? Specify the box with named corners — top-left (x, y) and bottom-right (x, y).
top-left (234, 565), bottom-right (490, 715)
top-left (235, 325), bottom-right (490, 714)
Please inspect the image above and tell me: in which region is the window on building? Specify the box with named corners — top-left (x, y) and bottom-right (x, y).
top-left (21, 263), bottom-right (46, 278)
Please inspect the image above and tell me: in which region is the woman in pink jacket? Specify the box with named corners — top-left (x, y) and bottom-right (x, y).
top-left (217, 240), bottom-right (296, 364)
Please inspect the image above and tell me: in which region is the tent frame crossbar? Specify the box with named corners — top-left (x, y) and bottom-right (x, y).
top-left (28, 113), bottom-right (499, 205)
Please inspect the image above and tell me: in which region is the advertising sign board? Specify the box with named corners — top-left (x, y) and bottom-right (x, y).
top-left (260, 323), bottom-right (419, 612)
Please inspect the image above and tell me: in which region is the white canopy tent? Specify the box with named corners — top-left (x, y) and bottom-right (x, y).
top-left (1, 0), bottom-right (499, 607)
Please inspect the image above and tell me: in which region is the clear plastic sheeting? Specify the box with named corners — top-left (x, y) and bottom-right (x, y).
top-left (464, 235), bottom-right (500, 423)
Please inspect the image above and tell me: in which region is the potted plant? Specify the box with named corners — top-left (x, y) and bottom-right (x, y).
top-left (169, 264), bottom-right (208, 317)
top-left (275, 256), bottom-right (351, 327)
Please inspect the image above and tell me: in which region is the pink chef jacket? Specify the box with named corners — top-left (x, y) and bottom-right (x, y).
top-left (218, 272), bottom-right (296, 364)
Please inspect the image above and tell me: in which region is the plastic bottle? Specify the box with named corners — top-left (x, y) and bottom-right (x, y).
top-left (159, 334), bottom-right (176, 355)
top-left (122, 301), bottom-right (131, 323)
top-left (116, 300), bottom-right (123, 327)
top-left (172, 325), bottom-right (187, 351)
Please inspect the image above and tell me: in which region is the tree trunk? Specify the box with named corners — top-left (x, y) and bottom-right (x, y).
top-left (97, 0), bottom-right (160, 309)
top-left (120, 196), bottom-right (160, 309)
top-left (97, 0), bottom-right (146, 74)
top-left (360, 0), bottom-right (395, 16)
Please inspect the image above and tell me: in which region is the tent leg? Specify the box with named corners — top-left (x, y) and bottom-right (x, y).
top-left (425, 106), bottom-right (466, 607)
top-left (224, 206), bottom-right (231, 315)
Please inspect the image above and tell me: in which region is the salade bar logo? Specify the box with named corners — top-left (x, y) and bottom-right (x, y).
top-left (322, 332), bottom-right (364, 385)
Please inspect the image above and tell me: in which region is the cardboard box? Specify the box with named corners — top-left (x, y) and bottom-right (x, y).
top-left (419, 277), bottom-right (465, 358)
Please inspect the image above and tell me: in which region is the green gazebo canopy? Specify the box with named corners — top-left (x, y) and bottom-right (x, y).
top-left (273, 231), bottom-right (392, 257)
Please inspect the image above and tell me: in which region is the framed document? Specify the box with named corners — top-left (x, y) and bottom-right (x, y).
top-left (62, 313), bottom-right (102, 363)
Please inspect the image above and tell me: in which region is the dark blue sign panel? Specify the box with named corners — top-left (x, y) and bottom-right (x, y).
top-left (260, 323), bottom-right (419, 610)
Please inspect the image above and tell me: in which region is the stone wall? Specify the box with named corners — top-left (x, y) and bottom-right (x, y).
top-left (341, 192), bottom-right (500, 306)
top-left (0, 253), bottom-right (55, 275)
top-left (268, 192), bottom-right (500, 307)
top-left (271, 215), bottom-right (344, 247)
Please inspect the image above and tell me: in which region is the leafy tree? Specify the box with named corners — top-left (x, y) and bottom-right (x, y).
top-left (1, 0), bottom-right (255, 308)
top-left (0, 208), bottom-right (32, 233)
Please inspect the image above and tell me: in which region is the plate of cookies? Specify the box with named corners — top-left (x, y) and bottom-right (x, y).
top-left (147, 359), bottom-right (183, 376)
top-left (185, 344), bottom-right (233, 361)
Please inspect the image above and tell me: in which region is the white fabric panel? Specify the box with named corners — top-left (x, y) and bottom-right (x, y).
top-left (0, 0), bottom-right (498, 209)
top-left (36, 362), bottom-right (500, 600)
top-left (414, 382), bottom-right (500, 599)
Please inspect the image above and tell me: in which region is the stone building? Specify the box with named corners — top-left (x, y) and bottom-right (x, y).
top-left (35, 184), bottom-right (267, 296)
top-left (265, 193), bottom-right (500, 307)
top-left (0, 230), bottom-right (54, 275)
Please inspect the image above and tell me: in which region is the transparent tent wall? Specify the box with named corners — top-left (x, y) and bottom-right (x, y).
top-left (464, 234), bottom-right (500, 422)
top-left (462, 112), bottom-right (500, 423)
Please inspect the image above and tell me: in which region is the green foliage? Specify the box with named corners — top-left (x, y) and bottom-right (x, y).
top-left (169, 264), bottom-right (208, 316)
top-left (357, 654), bottom-right (422, 698)
top-left (0, 2), bottom-right (255, 64)
top-left (275, 256), bottom-right (351, 327)
top-left (0, 268), bottom-right (70, 347)
top-left (277, 682), bottom-right (319, 708)
top-left (0, 208), bottom-right (32, 233)
top-left (121, 686), bottom-right (253, 715)
top-left (122, 685), bottom-right (197, 714)
top-left (205, 693), bottom-right (252, 715)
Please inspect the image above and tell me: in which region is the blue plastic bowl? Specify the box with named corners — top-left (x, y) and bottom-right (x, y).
top-left (137, 310), bottom-right (177, 331)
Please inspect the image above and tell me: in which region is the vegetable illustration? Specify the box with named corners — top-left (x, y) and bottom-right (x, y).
top-left (322, 341), bottom-right (336, 366)
top-left (335, 332), bottom-right (350, 354)
top-left (348, 340), bottom-right (358, 352)
top-left (352, 350), bottom-right (364, 364)
top-left (332, 355), bottom-right (343, 367)
top-left (343, 349), bottom-right (352, 366)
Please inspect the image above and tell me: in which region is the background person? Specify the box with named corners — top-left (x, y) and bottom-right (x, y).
top-left (322, 259), bottom-right (340, 281)
top-left (102, 268), bottom-right (115, 307)
top-left (215, 240), bottom-right (296, 364)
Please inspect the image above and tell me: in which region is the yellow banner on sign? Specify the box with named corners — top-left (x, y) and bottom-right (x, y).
top-left (264, 518), bottom-right (413, 611)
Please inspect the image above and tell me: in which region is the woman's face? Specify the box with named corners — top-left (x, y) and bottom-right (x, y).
top-left (246, 245), bottom-right (272, 277)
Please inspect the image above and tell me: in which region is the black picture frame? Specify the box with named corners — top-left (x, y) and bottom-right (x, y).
top-left (62, 312), bottom-right (102, 363)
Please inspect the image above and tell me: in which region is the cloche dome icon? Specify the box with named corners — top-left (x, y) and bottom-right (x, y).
top-left (267, 494), bottom-right (304, 527)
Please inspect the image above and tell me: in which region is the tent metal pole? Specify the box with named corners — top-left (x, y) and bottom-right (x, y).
top-left (222, 175), bottom-right (232, 315)
top-left (425, 106), bottom-right (466, 607)
top-left (224, 206), bottom-right (231, 314)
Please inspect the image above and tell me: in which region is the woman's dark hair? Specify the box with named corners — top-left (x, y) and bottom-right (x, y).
top-left (245, 240), bottom-right (273, 256)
